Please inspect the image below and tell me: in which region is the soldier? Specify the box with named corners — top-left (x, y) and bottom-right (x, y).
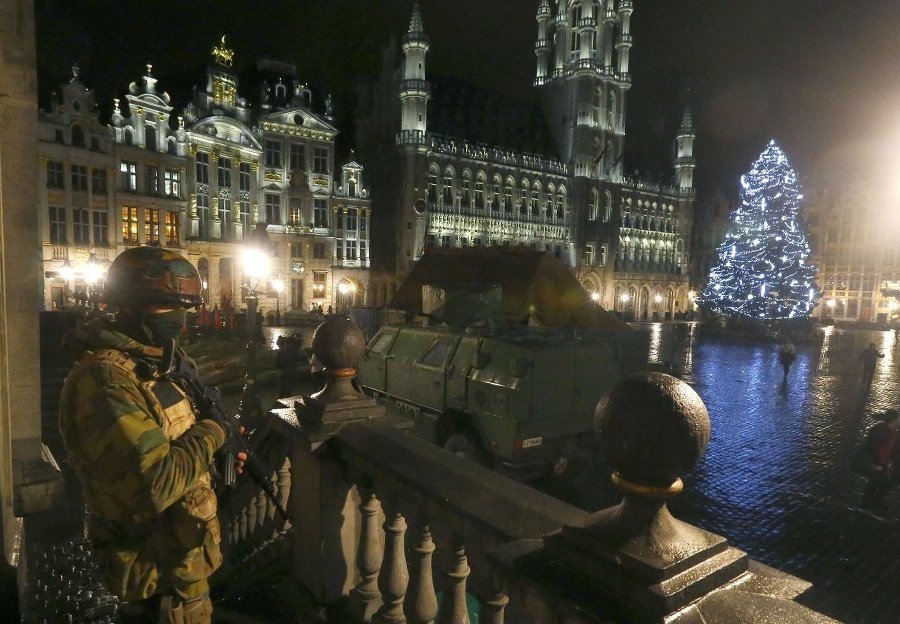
top-left (58, 247), bottom-right (242, 624)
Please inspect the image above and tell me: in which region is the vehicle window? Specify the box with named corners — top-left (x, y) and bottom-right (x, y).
top-left (419, 338), bottom-right (454, 367)
top-left (369, 332), bottom-right (396, 355)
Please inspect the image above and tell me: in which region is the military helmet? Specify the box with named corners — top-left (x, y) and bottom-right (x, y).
top-left (103, 246), bottom-right (203, 308)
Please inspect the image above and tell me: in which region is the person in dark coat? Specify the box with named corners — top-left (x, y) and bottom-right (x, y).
top-left (858, 409), bottom-right (900, 519)
top-left (778, 339), bottom-right (796, 382)
top-left (859, 343), bottom-right (885, 386)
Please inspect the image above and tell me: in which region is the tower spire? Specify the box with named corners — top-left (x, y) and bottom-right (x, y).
top-left (408, 2), bottom-right (424, 36)
top-left (398, 2), bottom-right (430, 146)
top-left (674, 106), bottom-right (696, 190)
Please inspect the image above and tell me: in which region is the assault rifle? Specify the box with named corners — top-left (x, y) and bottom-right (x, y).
top-left (159, 339), bottom-right (290, 522)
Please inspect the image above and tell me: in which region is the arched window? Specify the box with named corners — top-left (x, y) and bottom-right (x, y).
top-left (531, 183), bottom-right (541, 216)
top-left (167, 137), bottom-right (178, 155)
top-left (124, 127), bottom-right (134, 146)
top-left (504, 178), bottom-right (514, 212)
top-left (442, 168), bottom-right (454, 205)
top-left (475, 173), bottom-right (486, 210)
top-left (546, 184), bottom-right (555, 218)
top-left (557, 187), bottom-right (567, 219)
top-left (589, 189), bottom-right (599, 220)
top-left (146, 125), bottom-right (157, 151)
top-left (427, 167), bottom-right (438, 203)
top-left (462, 171), bottom-right (472, 208)
top-left (603, 191), bottom-right (612, 222)
top-left (492, 176), bottom-right (502, 212)
top-left (520, 179), bottom-right (529, 214)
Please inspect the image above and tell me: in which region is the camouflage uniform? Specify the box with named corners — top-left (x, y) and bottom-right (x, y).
top-left (59, 317), bottom-right (225, 623)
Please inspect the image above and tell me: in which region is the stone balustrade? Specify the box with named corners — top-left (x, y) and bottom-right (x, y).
top-left (215, 317), bottom-right (840, 623)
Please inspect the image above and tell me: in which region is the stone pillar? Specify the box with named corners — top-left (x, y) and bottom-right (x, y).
top-left (546, 372), bottom-right (748, 621)
top-left (0, 0), bottom-right (61, 567)
top-left (283, 317), bottom-right (411, 603)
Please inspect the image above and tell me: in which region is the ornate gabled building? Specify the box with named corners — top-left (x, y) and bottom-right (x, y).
top-left (38, 65), bottom-right (117, 310)
top-left (36, 40), bottom-right (371, 314)
top-left (356, 1), bottom-right (696, 319)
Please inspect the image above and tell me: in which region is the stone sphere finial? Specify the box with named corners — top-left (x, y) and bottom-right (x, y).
top-left (311, 317), bottom-right (366, 371)
top-left (595, 372), bottom-right (709, 489)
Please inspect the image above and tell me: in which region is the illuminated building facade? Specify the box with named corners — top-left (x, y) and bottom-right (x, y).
top-left (356, 1), bottom-right (695, 318)
top-left (37, 42), bottom-right (370, 313)
top-left (805, 185), bottom-right (900, 325)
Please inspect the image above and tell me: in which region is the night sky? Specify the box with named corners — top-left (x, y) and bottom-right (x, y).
top-left (35, 0), bottom-right (900, 198)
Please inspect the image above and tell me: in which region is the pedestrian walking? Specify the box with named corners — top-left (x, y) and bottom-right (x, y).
top-left (58, 247), bottom-right (244, 623)
top-left (859, 342), bottom-right (885, 386)
top-left (854, 409), bottom-right (900, 520)
top-left (778, 338), bottom-right (796, 381)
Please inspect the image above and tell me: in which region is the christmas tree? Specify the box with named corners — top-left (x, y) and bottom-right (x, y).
top-left (698, 140), bottom-right (817, 320)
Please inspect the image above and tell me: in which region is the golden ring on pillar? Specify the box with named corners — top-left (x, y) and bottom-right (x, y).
top-left (330, 368), bottom-right (357, 378)
top-left (611, 472), bottom-right (683, 498)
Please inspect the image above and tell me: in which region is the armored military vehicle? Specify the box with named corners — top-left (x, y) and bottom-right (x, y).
top-left (358, 322), bottom-right (650, 478)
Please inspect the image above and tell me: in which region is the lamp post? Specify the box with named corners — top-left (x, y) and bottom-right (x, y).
top-left (273, 278), bottom-right (284, 326)
top-left (240, 223), bottom-right (271, 419)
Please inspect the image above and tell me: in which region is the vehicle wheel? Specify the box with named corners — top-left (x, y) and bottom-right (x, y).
top-left (443, 432), bottom-right (492, 468)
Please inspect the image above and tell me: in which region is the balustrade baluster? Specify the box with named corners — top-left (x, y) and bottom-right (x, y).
top-left (478, 592), bottom-right (508, 624)
top-left (276, 456), bottom-right (291, 529)
top-left (254, 487), bottom-right (267, 538)
top-left (349, 489), bottom-right (384, 621)
top-left (436, 543), bottom-right (470, 624)
top-left (373, 512), bottom-right (409, 624)
top-left (406, 525), bottom-right (438, 624)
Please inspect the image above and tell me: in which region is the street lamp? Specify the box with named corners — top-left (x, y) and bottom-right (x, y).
top-left (273, 278), bottom-right (284, 326)
top-left (240, 223), bottom-right (271, 420)
top-left (337, 281), bottom-right (356, 311)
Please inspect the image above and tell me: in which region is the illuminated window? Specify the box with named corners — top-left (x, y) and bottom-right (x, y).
top-left (289, 197), bottom-right (302, 225)
top-left (165, 211), bottom-right (179, 246)
top-left (312, 270), bottom-right (327, 299)
top-left (584, 244), bottom-right (594, 266)
top-left (144, 208), bottom-right (160, 243)
top-left (122, 206), bottom-right (139, 244)
top-left (164, 169), bottom-right (179, 197)
top-left (120, 161), bottom-right (137, 191)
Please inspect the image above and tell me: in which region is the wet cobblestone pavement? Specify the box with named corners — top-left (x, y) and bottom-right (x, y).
top-left (551, 323), bottom-right (900, 624)
top-left (25, 323), bottom-right (900, 623)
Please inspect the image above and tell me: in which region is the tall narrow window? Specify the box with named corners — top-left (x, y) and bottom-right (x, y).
top-left (144, 209), bottom-right (160, 243)
top-left (49, 206), bottom-right (67, 244)
top-left (91, 169), bottom-right (107, 194)
top-left (73, 209), bottom-right (90, 246)
top-left (347, 208), bottom-right (358, 232)
top-left (92, 211), bottom-right (108, 246)
top-left (145, 125), bottom-right (157, 151)
top-left (71, 165), bottom-right (88, 191)
top-left (265, 140), bottom-right (281, 167)
top-left (218, 157), bottom-right (231, 188)
top-left (290, 144), bottom-right (305, 171)
top-left (122, 206), bottom-right (139, 244)
top-left (145, 165), bottom-right (159, 194)
top-left (314, 199), bottom-right (328, 228)
top-left (346, 240), bottom-right (358, 260)
top-left (165, 211), bottom-right (180, 246)
top-left (584, 244), bottom-right (594, 266)
top-left (195, 152), bottom-right (209, 184)
top-left (239, 162), bottom-right (251, 191)
top-left (475, 177), bottom-right (485, 209)
top-left (289, 197), bottom-right (302, 225)
top-left (164, 169), bottom-right (179, 196)
top-left (427, 171), bottom-right (438, 202)
top-left (120, 161), bottom-right (137, 191)
top-left (197, 194), bottom-right (209, 239)
top-left (47, 161), bottom-right (65, 188)
top-left (265, 193), bottom-right (281, 225)
top-left (442, 171), bottom-right (453, 204)
top-left (239, 201), bottom-right (251, 232)
top-left (219, 198), bottom-right (231, 239)
top-left (359, 241), bottom-right (367, 261)
top-left (313, 147), bottom-right (328, 174)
